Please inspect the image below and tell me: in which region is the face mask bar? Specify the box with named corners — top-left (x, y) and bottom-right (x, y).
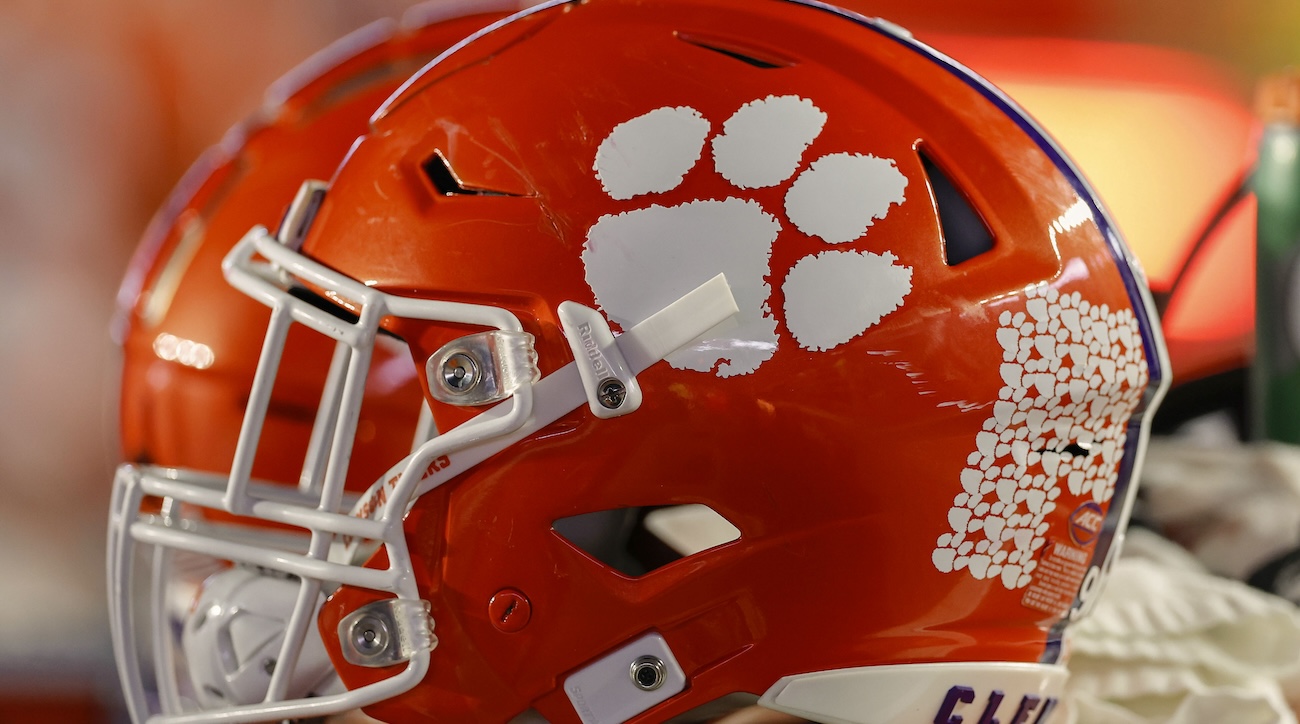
top-left (109, 214), bottom-right (740, 722)
top-left (108, 221), bottom-right (536, 723)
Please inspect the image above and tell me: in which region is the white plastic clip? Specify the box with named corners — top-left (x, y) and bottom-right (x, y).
top-left (337, 598), bottom-right (437, 668)
top-left (426, 330), bottom-right (539, 407)
top-left (558, 302), bottom-right (643, 419)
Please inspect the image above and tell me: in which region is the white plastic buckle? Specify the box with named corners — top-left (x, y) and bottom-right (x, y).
top-left (558, 302), bottom-right (643, 419)
top-left (337, 598), bottom-right (437, 668)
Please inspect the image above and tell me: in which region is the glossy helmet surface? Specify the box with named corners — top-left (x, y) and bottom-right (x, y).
top-left (111, 1), bottom-right (1169, 722)
top-left (114, 1), bottom-right (540, 488)
top-left (107, 2), bottom-right (519, 720)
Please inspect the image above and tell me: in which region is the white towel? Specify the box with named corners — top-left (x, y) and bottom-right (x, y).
top-left (1064, 529), bottom-right (1300, 724)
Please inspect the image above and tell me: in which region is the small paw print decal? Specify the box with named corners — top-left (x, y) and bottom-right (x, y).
top-left (583, 95), bottom-right (913, 377)
top-left (931, 283), bottom-right (1149, 590)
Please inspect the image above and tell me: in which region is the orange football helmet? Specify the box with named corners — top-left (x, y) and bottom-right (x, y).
top-left (110, 1), bottom-right (1168, 722)
top-left (107, 2), bottom-right (519, 720)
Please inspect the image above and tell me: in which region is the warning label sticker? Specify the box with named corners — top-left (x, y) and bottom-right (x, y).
top-left (1022, 540), bottom-right (1090, 616)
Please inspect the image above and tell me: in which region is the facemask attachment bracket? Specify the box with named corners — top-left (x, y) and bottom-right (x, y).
top-left (426, 330), bottom-right (539, 406)
top-left (338, 598), bottom-right (437, 668)
top-left (558, 301), bottom-right (643, 419)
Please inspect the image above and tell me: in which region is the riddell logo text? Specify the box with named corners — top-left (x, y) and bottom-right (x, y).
top-left (577, 322), bottom-right (612, 378)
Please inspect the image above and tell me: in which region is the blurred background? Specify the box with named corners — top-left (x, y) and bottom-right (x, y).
top-left (1, 0), bottom-right (1299, 720)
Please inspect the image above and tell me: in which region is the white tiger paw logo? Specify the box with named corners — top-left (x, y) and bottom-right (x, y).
top-left (582, 95), bottom-right (913, 377)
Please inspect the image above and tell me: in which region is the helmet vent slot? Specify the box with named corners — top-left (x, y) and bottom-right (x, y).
top-left (505, 709), bottom-right (550, 724)
top-left (287, 285), bottom-right (360, 325)
top-left (1039, 441), bottom-right (1092, 458)
top-left (285, 286), bottom-right (403, 341)
top-left (675, 32), bottom-right (795, 69)
top-left (553, 504), bottom-right (741, 577)
top-left (919, 148), bottom-right (995, 266)
top-left (421, 150), bottom-right (523, 197)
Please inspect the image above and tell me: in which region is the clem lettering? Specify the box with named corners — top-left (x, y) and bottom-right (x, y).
top-left (934, 687), bottom-right (974, 724)
top-left (935, 685), bottom-right (1058, 724)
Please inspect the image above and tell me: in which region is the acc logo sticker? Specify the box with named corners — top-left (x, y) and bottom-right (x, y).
top-left (1068, 501), bottom-right (1104, 546)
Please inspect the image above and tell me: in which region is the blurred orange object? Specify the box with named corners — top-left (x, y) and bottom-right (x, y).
top-left (934, 34), bottom-right (1258, 387)
top-left (0, 695), bottom-right (109, 724)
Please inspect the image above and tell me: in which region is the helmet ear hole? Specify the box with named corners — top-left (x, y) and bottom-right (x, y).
top-left (552, 504), bottom-right (742, 577)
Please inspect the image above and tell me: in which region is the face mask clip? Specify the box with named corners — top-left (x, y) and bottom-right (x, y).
top-left (337, 598), bottom-right (437, 668)
top-left (426, 330), bottom-right (539, 406)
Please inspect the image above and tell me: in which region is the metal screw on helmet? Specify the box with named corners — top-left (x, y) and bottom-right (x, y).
top-left (345, 613), bottom-right (392, 665)
top-left (441, 352), bottom-right (480, 394)
top-left (597, 378), bottom-right (626, 409)
top-left (629, 655), bottom-right (667, 691)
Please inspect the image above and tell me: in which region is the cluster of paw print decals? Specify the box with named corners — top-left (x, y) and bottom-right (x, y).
top-left (582, 95), bottom-right (914, 376)
top-left (932, 284), bottom-right (1149, 590)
